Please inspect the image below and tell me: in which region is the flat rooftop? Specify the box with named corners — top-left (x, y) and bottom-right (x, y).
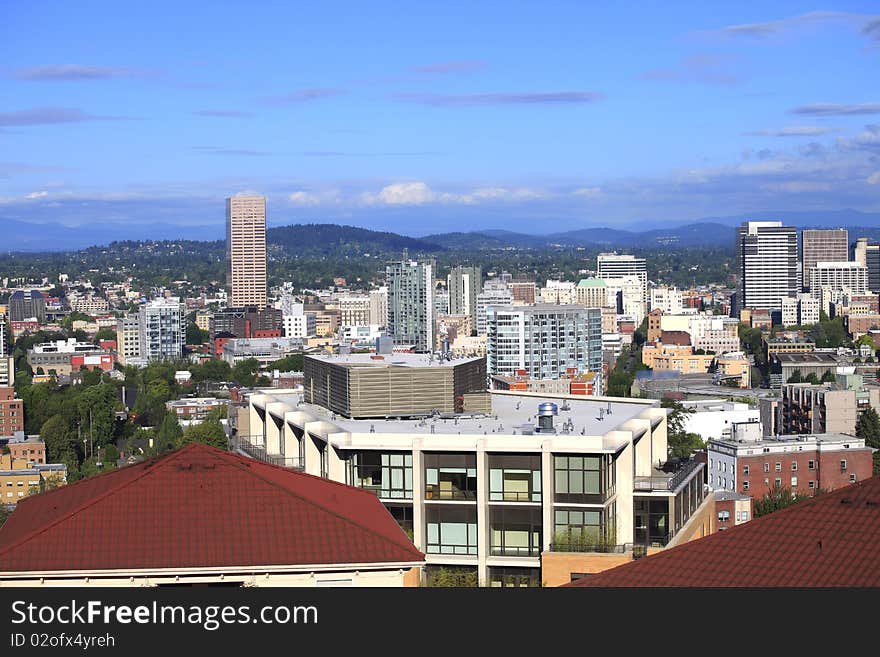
top-left (774, 352), bottom-right (843, 364)
top-left (260, 390), bottom-right (656, 438)
top-left (712, 432), bottom-right (864, 448)
top-left (305, 353), bottom-right (482, 369)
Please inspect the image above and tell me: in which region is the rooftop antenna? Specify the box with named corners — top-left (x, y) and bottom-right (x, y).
top-left (606, 401), bottom-right (613, 415)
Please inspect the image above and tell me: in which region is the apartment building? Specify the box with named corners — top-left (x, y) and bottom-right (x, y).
top-left (641, 342), bottom-right (714, 374)
top-left (447, 266), bottom-right (482, 327)
top-left (0, 388), bottom-right (23, 435)
top-left (509, 280), bottom-right (537, 305)
top-left (540, 280), bottom-right (577, 305)
top-left (239, 388), bottom-right (707, 587)
top-left (115, 314), bottom-right (140, 365)
top-left (0, 452), bottom-right (66, 505)
top-left (597, 254), bottom-right (647, 307)
top-left (576, 279), bottom-right (608, 309)
top-left (138, 297), bottom-right (185, 361)
top-left (475, 280), bottom-right (514, 335)
top-left (165, 397), bottom-right (227, 421)
top-left (337, 295), bottom-right (372, 327)
top-left (2, 434), bottom-right (46, 465)
top-left (707, 422), bottom-right (872, 498)
top-left (810, 261), bottom-right (869, 295)
top-left (775, 374), bottom-right (880, 435)
top-left (386, 260), bottom-right (434, 352)
top-left (650, 286), bottom-right (684, 315)
top-left (486, 305), bottom-right (603, 392)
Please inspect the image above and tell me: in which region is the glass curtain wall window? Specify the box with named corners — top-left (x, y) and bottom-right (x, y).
top-left (426, 506), bottom-right (478, 555)
top-left (554, 455), bottom-right (613, 503)
top-left (425, 453), bottom-right (477, 500)
top-left (348, 452), bottom-right (413, 500)
top-left (552, 509), bottom-right (610, 550)
top-left (489, 507), bottom-right (542, 556)
top-left (489, 454), bottom-right (541, 502)
top-left (634, 498), bottom-right (669, 547)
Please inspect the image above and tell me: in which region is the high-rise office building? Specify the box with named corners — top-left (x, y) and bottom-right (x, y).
top-left (736, 221), bottom-right (799, 312)
top-left (863, 241), bottom-right (880, 294)
top-left (226, 195), bottom-right (267, 309)
top-left (138, 298), bottom-right (185, 361)
top-left (447, 265), bottom-right (482, 326)
top-left (486, 304), bottom-right (603, 391)
top-left (597, 254), bottom-right (647, 307)
top-left (369, 287), bottom-right (389, 328)
top-left (386, 260), bottom-right (434, 352)
top-left (475, 280), bottom-right (514, 335)
top-left (802, 229), bottom-right (848, 291)
top-left (8, 290), bottom-right (46, 323)
top-left (810, 261), bottom-right (869, 295)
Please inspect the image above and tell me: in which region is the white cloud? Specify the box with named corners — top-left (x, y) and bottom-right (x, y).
top-left (868, 172), bottom-right (880, 185)
top-left (760, 181), bottom-right (832, 193)
top-left (362, 182), bottom-right (441, 206)
top-left (288, 191), bottom-right (322, 206)
top-left (25, 190), bottom-right (49, 199)
top-left (573, 186), bottom-right (602, 199)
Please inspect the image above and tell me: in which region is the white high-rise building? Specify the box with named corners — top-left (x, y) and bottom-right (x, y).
top-left (598, 254), bottom-right (647, 306)
top-left (386, 260), bottom-right (434, 352)
top-left (604, 276), bottom-right (647, 325)
top-left (650, 286), bottom-right (684, 315)
top-left (540, 280), bottom-right (577, 305)
top-left (138, 298), bottom-right (185, 361)
top-left (338, 295), bottom-right (372, 327)
top-left (475, 280), bottom-right (513, 335)
top-left (810, 261), bottom-right (869, 295)
top-left (226, 195), bottom-right (267, 309)
top-left (736, 221), bottom-right (799, 312)
top-left (281, 303), bottom-right (316, 338)
top-left (486, 305), bottom-right (603, 393)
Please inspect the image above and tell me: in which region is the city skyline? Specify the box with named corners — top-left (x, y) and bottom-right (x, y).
top-left (1, 2), bottom-right (879, 234)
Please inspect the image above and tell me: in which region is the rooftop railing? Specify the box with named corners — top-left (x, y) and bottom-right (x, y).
top-left (234, 434), bottom-right (303, 470)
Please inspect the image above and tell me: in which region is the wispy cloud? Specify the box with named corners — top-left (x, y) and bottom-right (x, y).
top-left (360, 182), bottom-right (551, 206)
top-left (193, 146), bottom-right (270, 157)
top-left (745, 126), bottom-right (837, 137)
top-left (705, 11), bottom-right (870, 39)
top-left (25, 190), bottom-right (49, 199)
top-left (259, 88), bottom-right (348, 105)
top-left (301, 150), bottom-right (437, 157)
top-left (11, 64), bottom-right (154, 81)
top-left (0, 107), bottom-right (137, 126)
top-left (790, 103), bottom-right (880, 116)
top-left (413, 60), bottom-right (488, 74)
top-left (864, 18), bottom-right (880, 41)
top-left (394, 91), bottom-right (603, 106)
top-left (191, 109), bottom-right (254, 118)
top-left (643, 54), bottom-right (741, 85)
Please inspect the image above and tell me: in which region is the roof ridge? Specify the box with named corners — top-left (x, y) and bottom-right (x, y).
top-left (0, 446), bottom-right (197, 560)
top-left (209, 448), bottom-right (423, 560)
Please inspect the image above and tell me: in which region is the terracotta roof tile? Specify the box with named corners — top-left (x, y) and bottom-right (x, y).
top-left (566, 476), bottom-right (880, 587)
top-left (0, 443), bottom-right (423, 573)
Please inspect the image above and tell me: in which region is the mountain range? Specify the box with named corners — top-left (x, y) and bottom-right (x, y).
top-left (2, 211), bottom-right (879, 253)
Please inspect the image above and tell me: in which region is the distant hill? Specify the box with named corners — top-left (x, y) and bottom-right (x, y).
top-left (267, 223), bottom-right (445, 255)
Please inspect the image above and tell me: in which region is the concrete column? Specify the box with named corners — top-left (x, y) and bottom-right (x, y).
top-left (264, 404), bottom-right (283, 454)
top-left (411, 439), bottom-right (425, 554)
top-left (303, 426), bottom-right (323, 477)
top-left (476, 440), bottom-right (488, 586)
top-left (328, 444), bottom-right (346, 483)
top-left (541, 447), bottom-right (554, 551)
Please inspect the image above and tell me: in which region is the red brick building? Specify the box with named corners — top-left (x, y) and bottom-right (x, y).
top-left (0, 387), bottom-right (24, 435)
top-left (707, 422), bottom-right (873, 499)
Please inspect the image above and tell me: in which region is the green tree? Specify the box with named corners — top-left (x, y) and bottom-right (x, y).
top-left (271, 353), bottom-right (304, 372)
top-left (232, 358), bottom-right (261, 387)
top-left (661, 398), bottom-right (705, 459)
top-left (181, 417), bottom-right (227, 450)
top-left (40, 414), bottom-right (80, 465)
top-left (95, 328), bottom-right (117, 342)
top-left (424, 567), bottom-right (479, 587)
top-left (821, 369), bottom-right (837, 383)
top-left (754, 485), bottom-right (818, 517)
top-left (804, 372), bottom-right (819, 385)
top-left (0, 504), bottom-right (11, 530)
top-left (155, 413), bottom-right (184, 453)
top-left (787, 370), bottom-right (803, 384)
top-left (855, 407), bottom-right (880, 476)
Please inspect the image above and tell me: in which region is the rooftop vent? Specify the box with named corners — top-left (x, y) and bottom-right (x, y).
top-left (536, 403), bottom-right (558, 433)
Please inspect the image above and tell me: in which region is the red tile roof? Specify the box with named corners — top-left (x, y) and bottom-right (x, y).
top-left (567, 476), bottom-right (880, 587)
top-left (0, 443), bottom-right (423, 574)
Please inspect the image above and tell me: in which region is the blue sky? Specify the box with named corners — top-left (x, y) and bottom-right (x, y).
top-left (1, 1), bottom-right (879, 235)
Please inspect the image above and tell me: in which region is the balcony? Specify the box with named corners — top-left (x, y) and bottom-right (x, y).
top-left (234, 434), bottom-right (303, 470)
top-left (633, 459), bottom-right (702, 492)
top-left (425, 484), bottom-right (477, 501)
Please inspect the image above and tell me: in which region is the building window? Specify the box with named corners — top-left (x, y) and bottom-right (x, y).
top-left (553, 509), bottom-right (609, 550)
top-left (791, 476), bottom-right (798, 487)
top-left (791, 461), bottom-right (798, 472)
top-left (742, 480), bottom-right (749, 491)
top-left (840, 459), bottom-right (847, 471)
top-left (741, 511), bottom-right (749, 522)
top-left (634, 498), bottom-right (669, 547)
top-left (490, 507), bottom-right (542, 556)
top-left (763, 463), bottom-right (770, 473)
top-left (489, 567), bottom-right (541, 588)
top-left (425, 453), bottom-right (477, 501)
top-left (348, 452), bottom-right (413, 500)
top-left (743, 465), bottom-right (750, 475)
top-left (554, 455), bottom-right (609, 504)
top-left (808, 460), bottom-right (815, 470)
top-left (775, 478), bottom-right (782, 487)
top-left (489, 453), bottom-right (542, 502)
top-left (775, 462), bottom-right (781, 472)
top-left (425, 506), bottom-right (477, 555)
top-left (717, 510), bottom-right (730, 523)
top-left (850, 474), bottom-right (857, 483)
